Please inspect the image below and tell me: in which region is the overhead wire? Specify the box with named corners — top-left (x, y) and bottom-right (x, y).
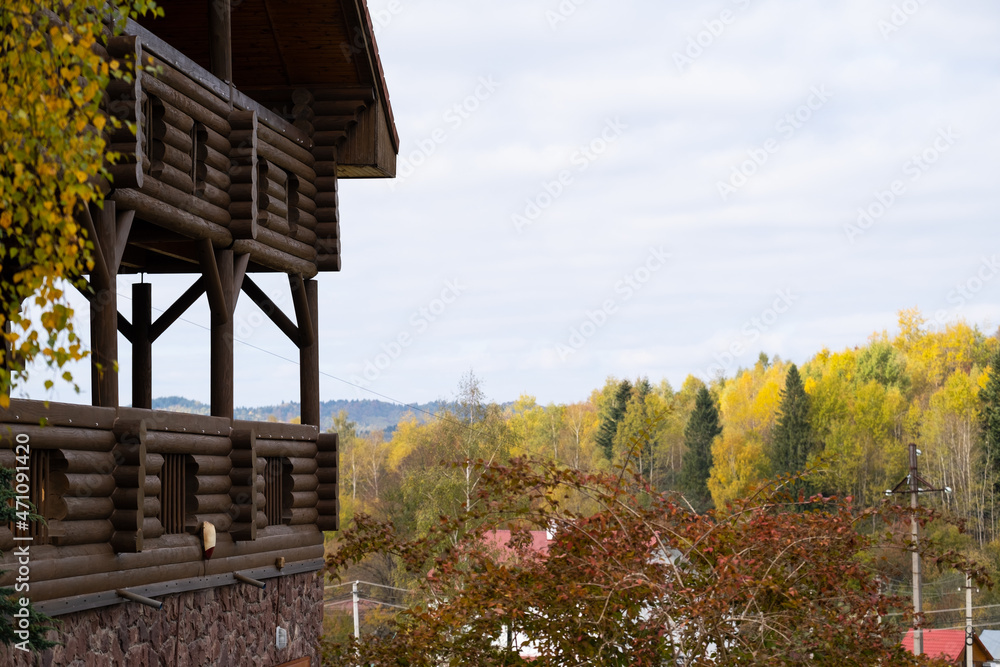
top-left (113, 290), bottom-right (487, 437)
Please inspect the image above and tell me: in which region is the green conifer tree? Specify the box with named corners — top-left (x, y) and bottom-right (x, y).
top-left (595, 380), bottom-right (632, 461)
top-left (679, 386), bottom-right (721, 511)
top-left (771, 364), bottom-right (814, 477)
top-left (980, 346), bottom-right (1000, 492)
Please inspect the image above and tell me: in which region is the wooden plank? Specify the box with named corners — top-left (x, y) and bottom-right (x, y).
top-left (143, 431), bottom-right (232, 456)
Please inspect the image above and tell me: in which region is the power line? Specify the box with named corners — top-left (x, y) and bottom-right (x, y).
top-left (113, 291), bottom-right (486, 437)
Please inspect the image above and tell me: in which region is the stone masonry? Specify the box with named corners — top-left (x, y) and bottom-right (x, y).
top-left (1, 570), bottom-right (323, 666)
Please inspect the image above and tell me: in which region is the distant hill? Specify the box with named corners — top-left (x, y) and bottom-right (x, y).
top-left (150, 396), bottom-right (449, 434)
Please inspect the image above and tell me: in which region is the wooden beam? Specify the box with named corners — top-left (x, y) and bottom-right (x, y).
top-left (132, 282), bottom-right (152, 410)
top-left (232, 253), bottom-right (250, 309)
top-left (300, 279), bottom-right (319, 427)
top-left (241, 277), bottom-right (299, 344)
top-left (209, 0), bottom-right (232, 82)
top-left (117, 312), bottom-right (134, 343)
top-left (150, 278), bottom-right (205, 342)
top-left (288, 274), bottom-right (314, 349)
top-left (78, 204), bottom-right (111, 290)
top-left (90, 201), bottom-right (119, 408)
top-left (112, 209), bottom-right (135, 272)
top-left (210, 249), bottom-right (234, 419)
top-left (197, 239), bottom-right (229, 325)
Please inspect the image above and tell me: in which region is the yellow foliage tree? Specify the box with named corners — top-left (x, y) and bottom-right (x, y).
top-left (0, 0), bottom-right (160, 405)
top-left (708, 360), bottom-right (786, 506)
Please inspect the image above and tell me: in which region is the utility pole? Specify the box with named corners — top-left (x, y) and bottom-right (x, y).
top-left (353, 580), bottom-right (361, 640)
top-left (964, 572), bottom-right (974, 667)
top-left (886, 443), bottom-right (950, 657)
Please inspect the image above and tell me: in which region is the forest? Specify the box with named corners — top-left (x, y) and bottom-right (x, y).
top-left (330, 308), bottom-right (1000, 642)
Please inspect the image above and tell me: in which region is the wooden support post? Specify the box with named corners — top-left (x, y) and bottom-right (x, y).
top-left (90, 201), bottom-right (119, 408)
top-left (209, 0), bottom-right (232, 83)
top-left (300, 279), bottom-right (319, 426)
top-left (132, 282), bottom-right (152, 410)
top-left (210, 248), bottom-right (235, 419)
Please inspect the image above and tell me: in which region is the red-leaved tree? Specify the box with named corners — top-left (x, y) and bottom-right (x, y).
top-left (324, 455), bottom-right (974, 666)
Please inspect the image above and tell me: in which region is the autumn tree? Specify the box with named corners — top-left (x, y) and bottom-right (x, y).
top-left (679, 386), bottom-right (720, 511)
top-left (771, 364), bottom-right (815, 478)
top-left (1, 0), bottom-right (161, 403)
top-left (611, 378), bottom-right (662, 482)
top-left (323, 454), bottom-right (966, 666)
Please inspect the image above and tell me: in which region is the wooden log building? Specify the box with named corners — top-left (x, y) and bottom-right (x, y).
top-left (1, 1), bottom-right (396, 664)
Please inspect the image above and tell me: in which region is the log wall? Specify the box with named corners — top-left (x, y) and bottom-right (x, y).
top-left (0, 400), bottom-right (338, 607)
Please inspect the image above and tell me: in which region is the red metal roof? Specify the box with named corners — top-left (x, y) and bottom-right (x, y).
top-left (901, 628), bottom-right (993, 662)
top-left (482, 530), bottom-right (552, 558)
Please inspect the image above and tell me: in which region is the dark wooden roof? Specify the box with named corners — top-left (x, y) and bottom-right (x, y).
top-left (137, 0), bottom-right (398, 152)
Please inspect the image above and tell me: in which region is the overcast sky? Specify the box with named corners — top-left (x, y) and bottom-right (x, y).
top-left (17, 0), bottom-right (1000, 408)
